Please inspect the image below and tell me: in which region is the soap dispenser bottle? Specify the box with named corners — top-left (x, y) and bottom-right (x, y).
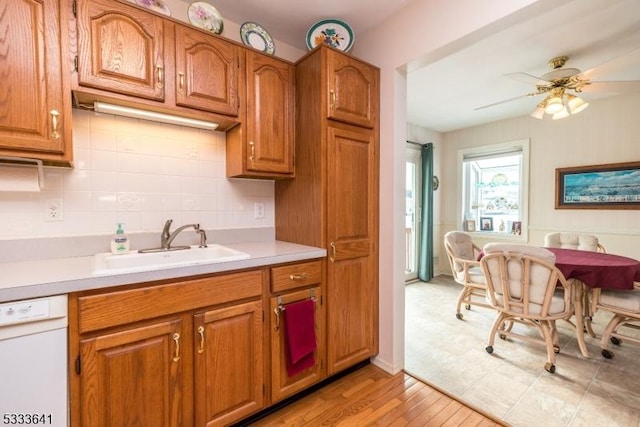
top-left (111, 223), bottom-right (130, 255)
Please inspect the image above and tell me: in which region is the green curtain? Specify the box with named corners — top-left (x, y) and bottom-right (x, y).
top-left (418, 143), bottom-right (434, 281)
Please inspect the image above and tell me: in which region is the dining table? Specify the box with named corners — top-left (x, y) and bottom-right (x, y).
top-left (546, 247), bottom-right (640, 357)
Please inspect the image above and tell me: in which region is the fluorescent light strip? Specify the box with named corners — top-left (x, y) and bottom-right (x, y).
top-left (93, 101), bottom-right (219, 131)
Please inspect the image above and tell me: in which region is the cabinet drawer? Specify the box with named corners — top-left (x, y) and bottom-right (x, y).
top-left (271, 260), bottom-right (322, 292)
top-left (77, 270), bottom-right (263, 333)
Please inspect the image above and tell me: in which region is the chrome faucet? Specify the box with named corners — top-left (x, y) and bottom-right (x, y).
top-left (160, 219), bottom-right (207, 250)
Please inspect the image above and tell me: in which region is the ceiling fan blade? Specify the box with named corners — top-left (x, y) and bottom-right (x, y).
top-left (475, 93), bottom-right (539, 111)
top-left (504, 72), bottom-right (551, 87)
top-left (580, 80), bottom-right (640, 93)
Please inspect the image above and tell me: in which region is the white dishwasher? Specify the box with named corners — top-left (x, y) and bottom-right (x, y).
top-left (0, 295), bottom-right (68, 427)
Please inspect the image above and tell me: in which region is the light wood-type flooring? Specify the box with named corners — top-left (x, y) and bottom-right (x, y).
top-left (247, 363), bottom-right (506, 426)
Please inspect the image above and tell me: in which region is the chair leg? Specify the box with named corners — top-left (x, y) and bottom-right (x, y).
top-left (455, 286), bottom-right (471, 319)
top-left (600, 314), bottom-right (626, 359)
top-left (538, 320), bottom-right (557, 373)
top-left (485, 313), bottom-right (507, 354)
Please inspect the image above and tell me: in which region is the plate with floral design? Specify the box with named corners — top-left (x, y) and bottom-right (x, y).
top-left (240, 22), bottom-right (275, 54)
top-left (135, 0), bottom-right (171, 16)
top-left (305, 19), bottom-right (354, 52)
top-left (188, 1), bottom-right (224, 34)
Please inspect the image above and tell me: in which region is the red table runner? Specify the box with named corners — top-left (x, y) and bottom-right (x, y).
top-left (547, 247), bottom-right (640, 290)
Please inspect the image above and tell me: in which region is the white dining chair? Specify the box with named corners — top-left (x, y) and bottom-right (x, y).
top-left (481, 243), bottom-right (573, 373)
top-left (591, 286), bottom-right (640, 359)
top-left (443, 231), bottom-right (492, 320)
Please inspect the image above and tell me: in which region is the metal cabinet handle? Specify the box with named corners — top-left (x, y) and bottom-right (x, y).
top-left (329, 90), bottom-right (336, 110)
top-left (197, 326), bottom-right (205, 354)
top-left (329, 242), bottom-right (336, 263)
top-left (289, 273), bottom-right (308, 281)
top-left (49, 110), bottom-right (60, 140)
top-left (178, 72), bottom-right (185, 94)
top-left (172, 332), bottom-right (180, 362)
top-left (249, 141), bottom-right (255, 162)
top-left (156, 65), bottom-right (164, 89)
top-left (273, 307), bottom-right (280, 331)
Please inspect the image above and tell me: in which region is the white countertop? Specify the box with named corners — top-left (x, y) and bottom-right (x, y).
top-left (0, 241), bottom-right (326, 303)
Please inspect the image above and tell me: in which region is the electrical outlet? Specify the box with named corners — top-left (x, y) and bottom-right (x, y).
top-left (254, 202), bottom-right (265, 219)
top-left (44, 198), bottom-right (64, 222)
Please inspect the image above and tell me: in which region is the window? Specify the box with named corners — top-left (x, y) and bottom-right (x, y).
top-left (458, 139), bottom-right (529, 240)
top-left (405, 144), bottom-right (422, 281)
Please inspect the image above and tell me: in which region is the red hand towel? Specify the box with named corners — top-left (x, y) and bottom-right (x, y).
top-left (283, 299), bottom-right (316, 377)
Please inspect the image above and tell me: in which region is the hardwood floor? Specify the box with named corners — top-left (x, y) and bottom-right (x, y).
top-left (246, 364), bottom-right (507, 426)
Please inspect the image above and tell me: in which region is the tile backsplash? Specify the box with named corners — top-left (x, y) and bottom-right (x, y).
top-left (0, 109), bottom-right (274, 240)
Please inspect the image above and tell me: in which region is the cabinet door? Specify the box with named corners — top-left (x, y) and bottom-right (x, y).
top-left (326, 126), bottom-right (378, 374)
top-left (174, 25), bottom-right (240, 116)
top-left (325, 49), bottom-right (378, 129)
top-left (79, 319), bottom-right (184, 427)
top-left (246, 52), bottom-right (294, 174)
top-left (270, 286), bottom-right (324, 402)
top-left (194, 301), bottom-right (264, 426)
top-left (76, 0), bottom-right (165, 101)
top-left (0, 0), bottom-right (70, 161)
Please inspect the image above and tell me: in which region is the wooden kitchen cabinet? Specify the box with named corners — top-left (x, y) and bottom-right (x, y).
top-left (325, 47), bottom-right (377, 129)
top-left (269, 285), bottom-right (324, 402)
top-left (68, 270), bottom-right (264, 427)
top-left (275, 45), bottom-right (379, 376)
top-left (227, 50), bottom-right (295, 179)
top-left (73, 0), bottom-right (240, 130)
top-left (0, 0), bottom-right (73, 166)
top-left (194, 300), bottom-right (264, 426)
top-left (174, 23), bottom-right (240, 116)
top-left (79, 318), bottom-right (186, 426)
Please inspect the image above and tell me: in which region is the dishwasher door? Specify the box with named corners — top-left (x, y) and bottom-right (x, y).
top-left (0, 295), bottom-right (68, 426)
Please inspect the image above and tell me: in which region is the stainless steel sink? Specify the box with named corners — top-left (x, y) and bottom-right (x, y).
top-left (93, 245), bottom-right (250, 275)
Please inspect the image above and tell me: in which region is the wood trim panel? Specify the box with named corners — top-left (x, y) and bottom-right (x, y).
top-left (77, 270), bottom-right (263, 333)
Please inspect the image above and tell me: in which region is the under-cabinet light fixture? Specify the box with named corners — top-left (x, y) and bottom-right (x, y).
top-left (93, 101), bottom-right (219, 131)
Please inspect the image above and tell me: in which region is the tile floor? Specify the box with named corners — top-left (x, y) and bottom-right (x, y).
top-left (404, 275), bottom-right (640, 427)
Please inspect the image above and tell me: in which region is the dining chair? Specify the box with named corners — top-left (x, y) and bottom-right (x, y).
top-left (591, 286), bottom-right (640, 359)
top-left (544, 231), bottom-right (605, 337)
top-left (543, 232), bottom-right (606, 253)
top-left (481, 243), bottom-right (573, 373)
top-left (443, 231), bottom-right (491, 320)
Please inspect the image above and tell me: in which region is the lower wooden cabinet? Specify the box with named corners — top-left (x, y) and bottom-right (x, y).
top-left (269, 286), bottom-right (324, 402)
top-left (194, 301), bottom-right (264, 426)
top-left (68, 260), bottom-right (326, 426)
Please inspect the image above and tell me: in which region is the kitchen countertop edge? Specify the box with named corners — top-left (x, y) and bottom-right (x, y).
top-left (0, 241), bottom-right (326, 302)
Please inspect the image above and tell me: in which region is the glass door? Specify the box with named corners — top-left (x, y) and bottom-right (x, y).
top-left (405, 144), bottom-right (422, 282)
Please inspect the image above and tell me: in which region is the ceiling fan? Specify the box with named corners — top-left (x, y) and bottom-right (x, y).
top-left (475, 55), bottom-right (640, 119)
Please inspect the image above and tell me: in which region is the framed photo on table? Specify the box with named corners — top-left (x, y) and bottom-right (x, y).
top-left (555, 161), bottom-right (640, 210)
top-left (464, 220), bottom-right (476, 232)
top-left (480, 217), bottom-right (493, 231)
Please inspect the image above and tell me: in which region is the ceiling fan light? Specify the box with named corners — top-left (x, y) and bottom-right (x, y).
top-left (530, 105), bottom-right (545, 119)
top-left (567, 95), bottom-right (589, 114)
top-left (544, 96), bottom-right (564, 114)
top-left (552, 106), bottom-right (570, 120)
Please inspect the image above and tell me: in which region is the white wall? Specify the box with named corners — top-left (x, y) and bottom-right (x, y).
top-left (0, 110), bottom-right (274, 240)
top-left (439, 92), bottom-right (640, 264)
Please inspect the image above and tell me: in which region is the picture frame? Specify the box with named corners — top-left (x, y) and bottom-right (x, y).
top-left (480, 217), bottom-right (493, 231)
top-left (464, 220), bottom-right (476, 232)
top-left (555, 161), bottom-right (640, 210)
top-left (511, 221), bottom-right (522, 235)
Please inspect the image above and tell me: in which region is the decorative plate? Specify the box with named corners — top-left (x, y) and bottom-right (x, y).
top-left (188, 1), bottom-right (223, 34)
top-left (305, 19), bottom-right (354, 52)
top-left (135, 0), bottom-right (171, 16)
top-left (240, 22), bottom-right (275, 55)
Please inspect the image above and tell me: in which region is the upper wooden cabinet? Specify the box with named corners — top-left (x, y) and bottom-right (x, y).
top-left (0, 0), bottom-right (73, 166)
top-left (76, 0), bottom-right (165, 101)
top-left (174, 24), bottom-right (240, 116)
top-left (227, 50), bottom-right (295, 179)
top-left (73, 0), bottom-right (240, 130)
top-left (325, 48), bottom-right (378, 129)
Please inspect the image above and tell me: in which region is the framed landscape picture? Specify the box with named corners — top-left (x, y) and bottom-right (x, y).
top-left (555, 161), bottom-right (640, 210)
